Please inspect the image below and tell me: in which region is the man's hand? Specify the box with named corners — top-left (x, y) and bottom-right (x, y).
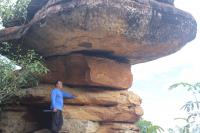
top-left (53, 109), bottom-right (57, 112)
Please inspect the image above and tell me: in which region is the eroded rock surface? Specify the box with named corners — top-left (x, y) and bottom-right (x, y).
top-left (23, 85), bottom-right (143, 123)
top-left (42, 54), bottom-right (132, 89)
top-left (0, 0), bottom-right (197, 64)
top-left (0, 0), bottom-right (197, 133)
top-left (0, 84), bottom-right (142, 133)
top-left (23, 84), bottom-right (142, 106)
top-left (97, 123), bottom-right (140, 133)
top-left (33, 119), bottom-right (140, 133)
top-left (63, 105), bottom-right (143, 123)
top-left (0, 107), bottom-right (40, 133)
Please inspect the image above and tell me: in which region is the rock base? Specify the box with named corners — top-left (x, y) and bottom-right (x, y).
top-left (0, 84), bottom-right (142, 133)
top-left (0, 110), bottom-right (139, 133)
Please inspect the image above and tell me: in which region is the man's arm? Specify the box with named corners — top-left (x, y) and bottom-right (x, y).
top-left (51, 90), bottom-right (57, 111)
top-left (62, 91), bottom-right (75, 99)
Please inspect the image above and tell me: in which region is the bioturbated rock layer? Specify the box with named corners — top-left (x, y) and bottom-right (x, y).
top-left (0, 0), bottom-right (197, 133)
top-left (0, 0), bottom-right (197, 64)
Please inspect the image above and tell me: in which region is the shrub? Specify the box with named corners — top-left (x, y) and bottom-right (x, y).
top-left (137, 119), bottom-right (164, 133)
top-left (0, 42), bottom-right (48, 109)
top-left (0, 0), bottom-right (31, 27)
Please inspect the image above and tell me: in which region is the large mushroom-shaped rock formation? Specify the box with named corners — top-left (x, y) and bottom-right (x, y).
top-left (0, 0), bottom-right (197, 64)
top-left (0, 0), bottom-right (197, 133)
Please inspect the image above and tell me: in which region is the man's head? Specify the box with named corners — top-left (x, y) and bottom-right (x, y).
top-left (55, 80), bottom-right (63, 89)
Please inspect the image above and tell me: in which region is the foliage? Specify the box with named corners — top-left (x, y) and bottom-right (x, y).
top-left (137, 119), bottom-right (164, 133)
top-left (0, 59), bottom-right (18, 106)
top-left (168, 82), bottom-right (200, 133)
top-left (168, 127), bottom-right (190, 133)
top-left (0, 0), bottom-right (31, 27)
top-left (0, 42), bottom-right (48, 108)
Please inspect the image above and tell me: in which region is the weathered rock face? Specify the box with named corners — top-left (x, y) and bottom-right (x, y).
top-left (63, 105), bottom-right (143, 123)
top-left (61, 119), bottom-right (140, 133)
top-left (23, 85), bottom-right (143, 123)
top-left (0, 0), bottom-right (197, 133)
top-left (0, 0), bottom-right (197, 64)
top-left (97, 123), bottom-right (140, 133)
top-left (0, 84), bottom-right (142, 133)
top-left (61, 119), bottom-right (100, 133)
top-left (23, 84), bottom-right (142, 106)
top-left (0, 108), bottom-right (40, 133)
top-left (33, 119), bottom-right (140, 133)
top-left (42, 54), bottom-right (132, 89)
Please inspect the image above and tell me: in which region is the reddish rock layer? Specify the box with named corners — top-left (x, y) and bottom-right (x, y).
top-left (42, 54), bottom-right (132, 89)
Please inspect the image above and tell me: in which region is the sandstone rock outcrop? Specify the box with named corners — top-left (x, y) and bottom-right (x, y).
top-left (24, 84), bottom-right (142, 125)
top-left (32, 119), bottom-right (140, 133)
top-left (97, 123), bottom-right (140, 133)
top-left (23, 84), bottom-right (142, 106)
top-left (61, 119), bottom-right (99, 133)
top-left (63, 105), bottom-right (142, 123)
top-left (0, 107), bottom-right (40, 133)
top-left (0, 84), bottom-right (142, 133)
top-left (0, 0), bottom-right (197, 133)
top-left (42, 54), bottom-right (132, 89)
top-left (0, 0), bottom-right (197, 64)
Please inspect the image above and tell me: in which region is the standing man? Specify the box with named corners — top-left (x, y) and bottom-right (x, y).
top-left (51, 80), bottom-right (75, 133)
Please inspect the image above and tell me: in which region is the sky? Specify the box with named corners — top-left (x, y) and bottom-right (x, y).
top-left (131, 0), bottom-right (200, 131)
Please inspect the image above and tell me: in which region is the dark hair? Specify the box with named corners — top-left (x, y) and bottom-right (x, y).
top-left (55, 80), bottom-right (62, 86)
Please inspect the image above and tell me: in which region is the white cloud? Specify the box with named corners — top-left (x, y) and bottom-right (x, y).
top-left (131, 0), bottom-right (200, 131)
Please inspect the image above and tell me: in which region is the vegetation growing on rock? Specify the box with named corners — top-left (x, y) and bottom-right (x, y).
top-left (137, 119), bottom-right (164, 133)
top-left (0, 42), bottom-right (48, 109)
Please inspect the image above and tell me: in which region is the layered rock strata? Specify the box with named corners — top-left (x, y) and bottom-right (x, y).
top-left (23, 84), bottom-right (141, 106)
top-left (42, 54), bottom-right (132, 89)
top-left (0, 0), bottom-right (197, 64)
top-left (0, 108), bottom-right (39, 133)
top-left (0, 0), bottom-right (197, 133)
top-left (0, 84), bottom-right (142, 133)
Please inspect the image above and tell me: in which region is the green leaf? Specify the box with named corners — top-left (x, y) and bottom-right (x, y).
top-left (0, 42), bottom-right (48, 110)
